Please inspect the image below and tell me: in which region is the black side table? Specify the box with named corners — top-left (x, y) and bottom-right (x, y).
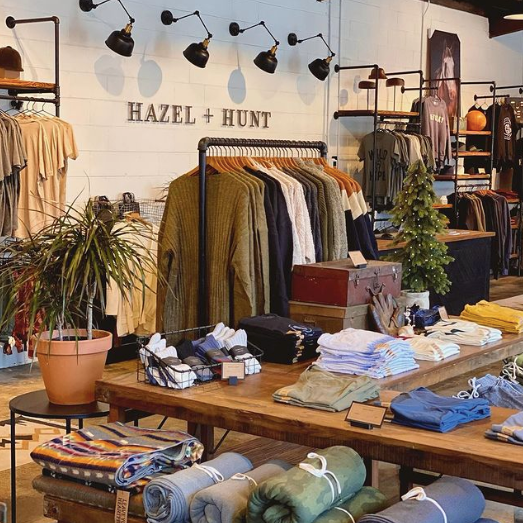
top-left (9, 390), bottom-right (109, 523)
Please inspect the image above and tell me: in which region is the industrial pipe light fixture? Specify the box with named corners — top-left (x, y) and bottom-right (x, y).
top-left (229, 21), bottom-right (280, 74)
top-left (504, 0), bottom-right (523, 19)
top-left (79, 0), bottom-right (135, 57)
top-left (287, 32), bottom-right (335, 81)
top-left (161, 10), bottom-right (213, 68)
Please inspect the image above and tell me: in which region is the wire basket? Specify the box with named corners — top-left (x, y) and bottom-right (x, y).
top-left (137, 325), bottom-right (263, 390)
top-left (92, 196), bottom-right (165, 226)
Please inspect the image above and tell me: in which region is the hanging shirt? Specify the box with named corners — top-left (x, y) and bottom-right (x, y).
top-left (421, 96), bottom-right (452, 167)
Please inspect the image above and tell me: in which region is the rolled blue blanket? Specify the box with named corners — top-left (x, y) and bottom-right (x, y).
top-left (143, 452), bottom-right (252, 523)
top-left (189, 460), bottom-right (291, 523)
top-left (247, 446), bottom-right (366, 523)
top-left (359, 476), bottom-right (485, 523)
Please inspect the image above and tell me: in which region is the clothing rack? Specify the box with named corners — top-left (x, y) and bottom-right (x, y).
top-left (0, 16), bottom-right (60, 116)
top-left (196, 138), bottom-right (328, 325)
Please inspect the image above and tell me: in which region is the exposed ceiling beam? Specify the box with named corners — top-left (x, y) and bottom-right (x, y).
top-left (416, 0), bottom-right (487, 17)
top-left (489, 15), bottom-right (523, 37)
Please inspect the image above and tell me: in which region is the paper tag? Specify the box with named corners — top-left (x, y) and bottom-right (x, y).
top-left (438, 306), bottom-right (449, 320)
top-left (348, 250), bottom-right (367, 269)
top-left (346, 402), bottom-right (387, 429)
top-left (115, 490), bottom-right (130, 523)
top-left (221, 361), bottom-right (245, 380)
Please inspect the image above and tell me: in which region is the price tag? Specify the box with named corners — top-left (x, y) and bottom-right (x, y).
top-left (348, 250), bottom-right (367, 269)
top-left (115, 490), bottom-right (130, 523)
top-left (438, 306), bottom-right (449, 320)
top-left (346, 402), bottom-right (387, 430)
top-left (221, 361), bottom-right (245, 381)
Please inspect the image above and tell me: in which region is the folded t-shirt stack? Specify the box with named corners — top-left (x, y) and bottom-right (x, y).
top-left (31, 423), bottom-right (204, 493)
top-left (273, 365), bottom-right (380, 412)
top-left (406, 335), bottom-right (460, 362)
top-left (315, 328), bottom-right (418, 379)
top-left (391, 387), bottom-right (491, 433)
top-left (456, 374), bottom-right (523, 410)
top-left (359, 476), bottom-right (495, 523)
top-left (425, 319), bottom-right (502, 346)
top-left (485, 411), bottom-right (523, 445)
top-left (239, 314), bottom-right (322, 364)
top-left (461, 300), bottom-right (523, 334)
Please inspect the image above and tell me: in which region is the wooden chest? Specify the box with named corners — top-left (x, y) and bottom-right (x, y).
top-left (291, 260), bottom-right (402, 307)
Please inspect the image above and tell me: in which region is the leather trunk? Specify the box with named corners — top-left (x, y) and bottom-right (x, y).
top-left (292, 260), bottom-right (402, 307)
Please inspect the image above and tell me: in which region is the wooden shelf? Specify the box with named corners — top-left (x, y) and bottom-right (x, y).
top-left (334, 109), bottom-right (419, 119)
top-left (456, 130), bottom-right (492, 136)
top-left (0, 78), bottom-right (56, 94)
top-left (434, 174), bottom-right (491, 181)
top-left (507, 198), bottom-right (520, 204)
top-left (433, 204), bottom-right (453, 209)
top-left (456, 151), bottom-right (491, 157)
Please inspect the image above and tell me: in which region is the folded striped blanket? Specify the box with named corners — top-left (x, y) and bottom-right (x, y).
top-left (31, 422), bottom-right (203, 489)
top-left (247, 447), bottom-right (366, 523)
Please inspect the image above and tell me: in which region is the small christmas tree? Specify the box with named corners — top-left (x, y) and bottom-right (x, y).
top-left (389, 160), bottom-right (454, 294)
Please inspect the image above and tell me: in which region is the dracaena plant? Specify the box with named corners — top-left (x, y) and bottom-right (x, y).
top-left (0, 200), bottom-right (157, 348)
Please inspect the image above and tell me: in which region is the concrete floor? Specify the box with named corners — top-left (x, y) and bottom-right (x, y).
top-left (2, 275), bottom-right (523, 523)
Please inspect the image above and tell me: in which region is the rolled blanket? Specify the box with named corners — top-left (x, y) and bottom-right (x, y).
top-left (314, 487), bottom-right (387, 523)
top-left (189, 460), bottom-right (291, 523)
top-left (143, 452), bottom-right (252, 523)
top-left (247, 447), bottom-right (366, 523)
top-left (359, 477), bottom-right (485, 523)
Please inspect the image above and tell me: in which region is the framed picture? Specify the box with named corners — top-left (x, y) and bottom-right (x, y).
top-left (429, 30), bottom-right (461, 119)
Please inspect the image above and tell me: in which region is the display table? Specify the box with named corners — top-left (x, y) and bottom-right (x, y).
top-left (378, 229), bottom-right (495, 315)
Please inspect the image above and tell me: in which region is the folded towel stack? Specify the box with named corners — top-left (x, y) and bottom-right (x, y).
top-left (143, 452), bottom-right (253, 523)
top-left (359, 476), bottom-right (494, 523)
top-left (238, 314), bottom-right (322, 364)
top-left (485, 411), bottom-right (523, 445)
top-left (391, 387), bottom-right (490, 433)
top-left (273, 365), bottom-right (380, 412)
top-left (406, 335), bottom-right (460, 362)
top-left (461, 300), bottom-right (523, 334)
top-left (425, 319), bottom-right (502, 346)
top-left (315, 328), bottom-right (418, 379)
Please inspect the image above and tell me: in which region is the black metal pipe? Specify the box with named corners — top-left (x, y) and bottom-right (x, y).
top-left (475, 93), bottom-right (509, 100)
top-left (461, 81), bottom-right (495, 86)
top-left (371, 65), bottom-right (379, 227)
top-left (334, 63), bottom-right (378, 73)
top-left (0, 94), bottom-right (59, 104)
top-left (386, 69), bottom-right (423, 76)
top-left (493, 84), bottom-right (523, 92)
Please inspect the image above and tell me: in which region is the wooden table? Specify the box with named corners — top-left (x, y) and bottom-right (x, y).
top-left (96, 332), bottom-right (523, 505)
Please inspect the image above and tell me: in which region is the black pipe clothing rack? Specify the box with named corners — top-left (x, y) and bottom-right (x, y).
top-left (196, 138), bottom-right (328, 326)
top-left (0, 16), bottom-right (60, 116)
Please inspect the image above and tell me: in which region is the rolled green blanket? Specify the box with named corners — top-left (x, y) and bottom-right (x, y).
top-left (315, 487), bottom-right (388, 523)
top-left (247, 447), bottom-right (366, 523)
top-left (189, 460), bottom-right (291, 523)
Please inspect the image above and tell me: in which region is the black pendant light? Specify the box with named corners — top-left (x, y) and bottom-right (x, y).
top-left (79, 0), bottom-right (135, 57)
top-left (288, 32), bottom-right (335, 81)
top-left (161, 10), bottom-right (213, 68)
top-left (229, 21), bottom-right (280, 74)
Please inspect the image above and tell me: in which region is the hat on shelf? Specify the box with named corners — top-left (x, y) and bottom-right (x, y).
top-left (0, 46), bottom-right (23, 72)
top-left (358, 80), bottom-right (376, 90)
top-left (368, 67), bottom-right (387, 80)
top-left (386, 77), bottom-right (405, 88)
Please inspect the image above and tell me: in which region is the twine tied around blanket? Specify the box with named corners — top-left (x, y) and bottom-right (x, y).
top-left (401, 487), bottom-right (448, 523)
top-left (454, 377), bottom-right (481, 400)
top-left (299, 453), bottom-right (342, 503)
top-left (194, 464), bottom-right (224, 483)
top-left (334, 507), bottom-right (355, 523)
top-left (231, 473), bottom-right (258, 488)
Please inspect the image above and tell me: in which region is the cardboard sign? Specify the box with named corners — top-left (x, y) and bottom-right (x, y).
top-left (221, 361), bottom-right (246, 381)
top-left (346, 402), bottom-right (387, 430)
top-left (115, 490), bottom-right (130, 523)
top-left (348, 250), bottom-right (368, 269)
top-left (438, 306), bottom-right (449, 320)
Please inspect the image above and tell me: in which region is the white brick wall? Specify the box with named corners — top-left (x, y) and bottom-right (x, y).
top-left (0, 0), bottom-right (522, 201)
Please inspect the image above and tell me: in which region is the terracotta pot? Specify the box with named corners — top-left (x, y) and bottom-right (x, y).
top-left (36, 329), bottom-right (112, 405)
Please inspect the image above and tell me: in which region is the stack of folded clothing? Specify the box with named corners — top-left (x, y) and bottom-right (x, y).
top-left (359, 476), bottom-right (497, 523)
top-left (141, 334), bottom-right (198, 389)
top-left (456, 374), bottom-right (523, 410)
top-left (239, 315), bottom-right (322, 364)
top-left (315, 328), bottom-right (418, 379)
top-left (144, 452), bottom-right (252, 523)
top-left (425, 319), bottom-right (502, 346)
top-left (391, 387), bottom-right (491, 433)
top-left (189, 460), bottom-right (291, 523)
top-left (273, 365), bottom-right (380, 412)
top-left (461, 300), bottom-right (523, 334)
top-left (485, 411), bottom-right (523, 445)
top-left (406, 335), bottom-right (460, 362)
top-left (31, 423), bottom-right (204, 493)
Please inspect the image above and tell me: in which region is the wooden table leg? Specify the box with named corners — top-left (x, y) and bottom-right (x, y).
top-left (187, 422), bottom-right (215, 461)
top-left (363, 458), bottom-right (380, 487)
top-left (108, 405), bottom-right (127, 423)
top-left (399, 466), bottom-right (414, 496)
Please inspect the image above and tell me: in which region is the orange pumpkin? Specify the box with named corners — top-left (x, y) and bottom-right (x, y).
top-left (467, 110), bottom-right (487, 131)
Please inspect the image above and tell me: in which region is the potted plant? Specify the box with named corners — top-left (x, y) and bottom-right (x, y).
top-left (388, 160), bottom-right (454, 308)
top-left (0, 201), bottom-right (155, 405)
